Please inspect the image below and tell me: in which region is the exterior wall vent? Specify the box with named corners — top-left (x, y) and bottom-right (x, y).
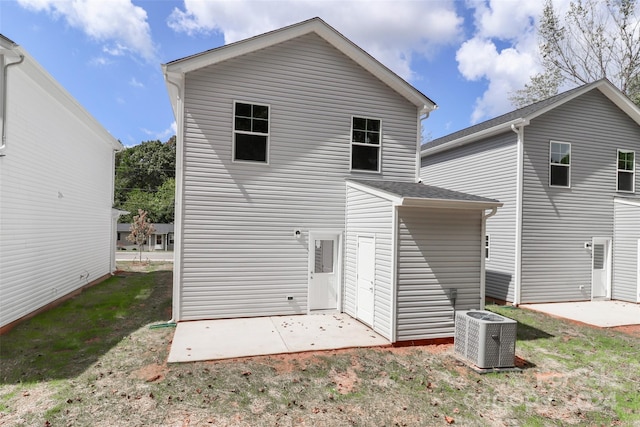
top-left (454, 310), bottom-right (517, 369)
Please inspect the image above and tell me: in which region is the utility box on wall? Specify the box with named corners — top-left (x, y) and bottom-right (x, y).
top-left (454, 310), bottom-right (517, 369)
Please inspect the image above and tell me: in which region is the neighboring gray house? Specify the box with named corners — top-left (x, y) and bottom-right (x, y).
top-left (0, 35), bottom-right (123, 332)
top-left (117, 223), bottom-right (174, 251)
top-left (163, 18), bottom-right (502, 343)
top-left (421, 79), bottom-right (640, 305)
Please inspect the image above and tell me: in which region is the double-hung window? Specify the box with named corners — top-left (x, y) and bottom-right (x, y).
top-left (233, 102), bottom-right (269, 163)
top-left (351, 117), bottom-right (381, 172)
top-left (617, 149), bottom-right (635, 192)
top-left (549, 141), bottom-right (571, 187)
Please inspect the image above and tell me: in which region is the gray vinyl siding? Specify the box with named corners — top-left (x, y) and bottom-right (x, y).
top-left (179, 33), bottom-right (419, 320)
top-left (396, 207), bottom-right (482, 341)
top-left (613, 200), bottom-right (640, 302)
top-left (0, 52), bottom-right (116, 328)
top-left (344, 185), bottom-right (394, 340)
top-left (521, 90), bottom-right (640, 303)
top-left (421, 134), bottom-right (518, 302)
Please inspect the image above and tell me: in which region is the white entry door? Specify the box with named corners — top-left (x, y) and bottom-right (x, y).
top-left (356, 236), bottom-right (375, 326)
top-left (308, 233), bottom-right (340, 310)
top-left (591, 237), bottom-right (611, 299)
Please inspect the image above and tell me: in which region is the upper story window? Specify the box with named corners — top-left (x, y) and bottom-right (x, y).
top-left (549, 141), bottom-right (571, 187)
top-left (617, 149), bottom-right (635, 192)
top-left (233, 102), bottom-right (269, 163)
top-left (351, 117), bottom-right (381, 172)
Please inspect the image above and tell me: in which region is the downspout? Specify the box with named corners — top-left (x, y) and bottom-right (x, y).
top-left (511, 123), bottom-right (524, 306)
top-left (165, 72), bottom-right (183, 324)
top-left (415, 107), bottom-right (432, 182)
top-left (480, 207), bottom-right (499, 309)
top-left (390, 205), bottom-right (399, 343)
top-left (0, 53), bottom-right (25, 156)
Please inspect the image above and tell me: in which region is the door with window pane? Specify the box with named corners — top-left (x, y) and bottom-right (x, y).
top-left (591, 237), bottom-right (611, 299)
top-left (308, 233), bottom-right (340, 310)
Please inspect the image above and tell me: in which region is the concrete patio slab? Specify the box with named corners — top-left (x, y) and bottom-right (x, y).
top-left (521, 300), bottom-right (640, 328)
top-left (167, 312), bottom-right (389, 363)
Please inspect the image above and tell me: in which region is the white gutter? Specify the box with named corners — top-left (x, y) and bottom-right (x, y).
top-left (511, 123), bottom-right (525, 306)
top-left (0, 51), bottom-right (25, 156)
top-left (421, 118), bottom-right (529, 158)
top-left (480, 207), bottom-right (499, 309)
top-left (165, 72), bottom-right (185, 324)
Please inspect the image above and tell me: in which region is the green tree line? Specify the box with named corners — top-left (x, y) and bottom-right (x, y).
top-left (115, 136), bottom-right (176, 223)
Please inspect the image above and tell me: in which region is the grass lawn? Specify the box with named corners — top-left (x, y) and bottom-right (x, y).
top-left (1, 262), bottom-right (639, 426)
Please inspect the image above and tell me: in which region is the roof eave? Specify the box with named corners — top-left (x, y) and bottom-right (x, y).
top-left (421, 118), bottom-right (529, 158)
top-left (398, 197), bottom-right (503, 210)
top-left (162, 18), bottom-right (435, 111)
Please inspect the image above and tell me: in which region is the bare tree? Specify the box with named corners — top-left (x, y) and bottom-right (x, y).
top-left (511, 0), bottom-right (640, 107)
top-left (126, 209), bottom-right (155, 262)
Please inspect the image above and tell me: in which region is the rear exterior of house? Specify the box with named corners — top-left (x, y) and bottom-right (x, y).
top-left (421, 80), bottom-right (640, 305)
top-left (0, 35), bottom-right (122, 331)
top-left (164, 18), bottom-right (501, 342)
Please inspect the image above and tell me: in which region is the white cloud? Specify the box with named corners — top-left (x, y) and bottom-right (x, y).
top-left (456, 0), bottom-right (544, 124)
top-left (141, 122), bottom-right (177, 140)
top-left (129, 77), bottom-right (144, 88)
top-left (167, 0), bottom-right (464, 81)
top-left (89, 56), bottom-right (112, 67)
top-left (17, 0), bottom-right (157, 62)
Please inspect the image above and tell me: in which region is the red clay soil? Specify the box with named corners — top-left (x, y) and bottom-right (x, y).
top-left (611, 324), bottom-right (640, 338)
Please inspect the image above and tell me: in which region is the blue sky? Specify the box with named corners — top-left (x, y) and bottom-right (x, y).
top-left (1, 0), bottom-right (553, 146)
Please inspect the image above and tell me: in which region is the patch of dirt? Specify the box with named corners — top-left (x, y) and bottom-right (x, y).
top-left (129, 363), bottom-right (169, 382)
top-left (611, 324), bottom-right (640, 338)
top-left (331, 368), bottom-right (358, 394)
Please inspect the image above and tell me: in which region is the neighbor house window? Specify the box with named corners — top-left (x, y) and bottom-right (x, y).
top-left (233, 102), bottom-right (269, 163)
top-left (485, 235), bottom-right (490, 260)
top-left (351, 117), bottom-right (381, 172)
top-left (549, 141), bottom-right (571, 187)
top-left (617, 149), bottom-right (635, 192)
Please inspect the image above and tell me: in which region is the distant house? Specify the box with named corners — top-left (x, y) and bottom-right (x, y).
top-left (117, 223), bottom-right (174, 251)
top-left (421, 79), bottom-right (640, 305)
top-left (162, 18), bottom-right (502, 343)
top-left (0, 35), bottom-right (123, 332)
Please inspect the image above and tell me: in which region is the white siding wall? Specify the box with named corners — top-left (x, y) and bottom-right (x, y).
top-left (421, 134), bottom-right (518, 302)
top-left (344, 185), bottom-right (394, 340)
top-left (178, 33), bottom-right (418, 320)
top-left (613, 200), bottom-right (640, 302)
top-left (0, 54), bottom-right (116, 328)
top-left (396, 207), bottom-right (483, 341)
top-left (521, 90), bottom-right (640, 303)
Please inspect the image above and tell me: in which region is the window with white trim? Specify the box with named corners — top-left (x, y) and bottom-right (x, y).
top-left (549, 141), bottom-right (571, 187)
top-left (485, 235), bottom-right (490, 260)
top-left (233, 102), bottom-right (269, 163)
top-left (351, 117), bottom-right (381, 172)
top-left (617, 149), bottom-right (635, 192)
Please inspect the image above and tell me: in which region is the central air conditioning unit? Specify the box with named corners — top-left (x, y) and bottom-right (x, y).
top-left (454, 310), bottom-right (517, 369)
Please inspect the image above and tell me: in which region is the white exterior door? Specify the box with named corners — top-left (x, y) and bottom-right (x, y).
top-left (356, 236), bottom-right (375, 326)
top-left (591, 237), bottom-right (611, 299)
top-left (308, 232), bottom-right (340, 310)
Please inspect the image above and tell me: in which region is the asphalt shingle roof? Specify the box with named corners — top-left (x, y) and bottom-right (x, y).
top-left (348, 179), bottom-right (500, 204)
top-left (424, 80), bottom-right (604, 149)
